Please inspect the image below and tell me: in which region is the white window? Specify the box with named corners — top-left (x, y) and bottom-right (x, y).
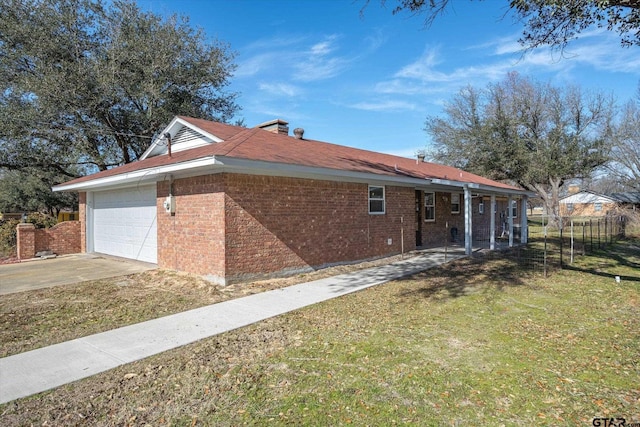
top-left (567, 203), bottom-right (574, 212)
top-left (511, 200), bottom-right (518, 218)
top-left (424, 192), bottom-right (435, 221)
top-left (451, 193), bottom-right (460, 214)
top-left (478, 198), bottom-right (484, 215)
top-left (368, 186), bottom-right (385, 214)
top-left (594, 202), bottom-right (602, 212)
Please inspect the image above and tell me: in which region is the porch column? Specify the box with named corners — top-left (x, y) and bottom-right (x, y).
top-left (464, 185), bottom-right (472, 255)
top-left (490, 194), bottom-right (496, 250)
top-left (508, 195), bottom-right (514, 247)
top-left (521, 195), bottom-right (528, 244)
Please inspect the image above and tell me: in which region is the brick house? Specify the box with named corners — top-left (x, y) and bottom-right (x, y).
top-left (54, 116), bottom-right (532, 284)
top-left (559, 191), bottom-right (618, 217)
top-left (559, 190), bottom-right (640, 218)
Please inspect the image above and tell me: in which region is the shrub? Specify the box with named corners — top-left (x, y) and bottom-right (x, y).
top-left (0, 219), bottom-right (20, 257)
top-left (26, 212), bottom-right (57, 229)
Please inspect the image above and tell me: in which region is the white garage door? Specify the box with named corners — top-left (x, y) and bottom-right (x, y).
top-left (92, 185), bottom-right (157, 263)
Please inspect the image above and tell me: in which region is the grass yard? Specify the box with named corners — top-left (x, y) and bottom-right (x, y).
top-left (1, 240), bottom-right (638, 426)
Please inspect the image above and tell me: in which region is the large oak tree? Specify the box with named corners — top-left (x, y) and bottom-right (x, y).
top-left (426, 73), bottom-right (614, 226)
top-left (0, 0), bottom-right (240, 213)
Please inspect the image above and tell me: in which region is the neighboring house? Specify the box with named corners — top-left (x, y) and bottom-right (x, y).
top-left (611, 192), bottom-right (640, 211)
top-left (54, 116), bottom-right (533, 284)
top-left (559, 191), bottom-right (620, 217)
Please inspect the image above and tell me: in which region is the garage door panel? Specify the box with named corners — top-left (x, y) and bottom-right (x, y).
top-left (92, 186), bottom-right (157, 263)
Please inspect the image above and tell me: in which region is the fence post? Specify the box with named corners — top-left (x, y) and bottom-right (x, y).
top-left (597, 220), bottom-right (601, 250)
top-left (560, 222), bottom-right (564, 269)
top-left (543, 226), bottom-right (547, 278)
top-left (582, 221), bottom-right (586, 256)
top-left (590, 219), bottom-right (593, 253)
top-left (570, 219), bottom-right (574, 265)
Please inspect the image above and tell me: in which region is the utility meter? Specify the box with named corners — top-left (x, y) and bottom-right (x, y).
top-left (163, 195), bottom-right (176, 214)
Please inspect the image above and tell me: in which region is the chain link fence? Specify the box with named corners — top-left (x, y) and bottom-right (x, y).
top-left (481, 211), bottom-right (639, 276)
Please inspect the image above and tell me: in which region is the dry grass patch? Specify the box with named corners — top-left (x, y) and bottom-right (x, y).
top-left (0, 253), bottom-right (411, 357)
top-left (1, 242), bottom-right (638, 425)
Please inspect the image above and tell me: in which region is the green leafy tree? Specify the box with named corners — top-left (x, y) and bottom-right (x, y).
top-left (365, 0), bottom-right (640, 51)
top-left (0, 169), bottom-right (78, 216)
top-left (426, 72), bottom-right (613, 225)
top-left (0, 0), bottom-right (239, 180)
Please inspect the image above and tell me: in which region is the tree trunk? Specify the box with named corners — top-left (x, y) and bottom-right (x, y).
top-left (528, 178), bottom-right (563, 229)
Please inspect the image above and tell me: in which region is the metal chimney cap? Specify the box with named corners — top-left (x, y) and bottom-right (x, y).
top-left (293, 128), bottom-right (304, 139)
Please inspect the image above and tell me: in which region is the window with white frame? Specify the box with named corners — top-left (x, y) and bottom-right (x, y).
top-left (424, 191), bottom-right (435, 221)
top-left (368, 185), bottom-right (385, 214)
top-left (478, 198), bottom-right (484, 214)
top-left (451, 193), bottom-right (460, 214)
top-left (511, 200), bottom-right (518, 218)
top-left (567, 203), bottom-right (574, 212)
top-left (594, 202), bottom-right (602, 212)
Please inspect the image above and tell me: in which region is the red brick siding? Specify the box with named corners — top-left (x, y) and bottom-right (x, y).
top-left (34, 221), bottom-right (81, 255)
top-left (16, 221), bottom-right (81, 259)
top-left (222, 174), bottom-right (415, 282)
top-left (417, 192), bottom-right (520, 246)
top-left (16, 223), bottom-right (35, 260)
top-left (157, 175), bottom-right (226, 279)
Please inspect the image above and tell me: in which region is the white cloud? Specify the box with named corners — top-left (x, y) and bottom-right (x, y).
top-left (258, 82), bottom-right (302, 97)
top-left (293, 35), bottom-right (352, 82)
top-left (349, 99), bottom-right (417, 112)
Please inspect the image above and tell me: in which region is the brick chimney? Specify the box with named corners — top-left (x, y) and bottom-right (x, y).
top-left (256, 119), bottom-right (289, 135)
top-left (568, 185), bottom-right (580, 194)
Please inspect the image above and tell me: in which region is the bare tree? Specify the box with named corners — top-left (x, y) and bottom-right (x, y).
top-left (426, 72), bottom-right (614, 226)
top-left (363, 0), bottom-right (640, 51)
top-left (607, 88), bottom-right (640, 191)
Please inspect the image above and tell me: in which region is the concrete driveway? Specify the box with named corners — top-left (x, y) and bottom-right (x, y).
top-left (0, 254), bottom-right (157, 295)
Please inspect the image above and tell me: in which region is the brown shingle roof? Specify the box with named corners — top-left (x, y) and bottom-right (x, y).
top-left (57, 116), bottom-right (521, 192)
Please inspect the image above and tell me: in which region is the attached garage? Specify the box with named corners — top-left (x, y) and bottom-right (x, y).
top-left (90, 185), bottom-right (158, 263)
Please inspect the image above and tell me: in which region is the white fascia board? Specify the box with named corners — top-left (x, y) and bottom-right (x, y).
top-left (429, 178), bottom-right (535, 198)
top-left (139, 117), bottom-right (224, 160)
top-left (52, 156), bottom-right (219, 192)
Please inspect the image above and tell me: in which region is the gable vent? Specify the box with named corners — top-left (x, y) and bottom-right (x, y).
top-left (172, 127), bottom-right (202, 145)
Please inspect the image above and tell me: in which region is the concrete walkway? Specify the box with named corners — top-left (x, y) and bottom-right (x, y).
top-left (0, 249), bottom-right (466, 404)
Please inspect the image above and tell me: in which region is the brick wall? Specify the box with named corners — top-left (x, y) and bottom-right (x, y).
top-left (16, 221), bottom-right (81, 260)
top-left (417, 192), bottom-right (519, 246)
top-left (559, 202), bottom-right (614, 217)
top-left (222, 174), bottom-right (415, 283)
top-left (157, 175), bottom-right (226, 282)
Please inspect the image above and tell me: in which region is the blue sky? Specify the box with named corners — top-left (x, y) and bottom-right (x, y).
top-left (140, 0), bottom-right (640, 158)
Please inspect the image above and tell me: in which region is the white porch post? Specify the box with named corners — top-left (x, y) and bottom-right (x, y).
top-left (508, 195), bottom-right (514, 247)
top-left (521, 195), bottom-right (528, 244)
top-left (464, 185), bottom-right (472, 255)
top-left (490, 194), bottom-right (496, 250)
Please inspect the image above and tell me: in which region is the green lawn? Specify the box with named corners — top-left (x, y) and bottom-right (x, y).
top-left (1, 239), bottom-right (638, 426)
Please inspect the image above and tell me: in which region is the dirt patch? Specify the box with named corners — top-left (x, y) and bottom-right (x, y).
top-left (0, 252), bottom-right (415, 357)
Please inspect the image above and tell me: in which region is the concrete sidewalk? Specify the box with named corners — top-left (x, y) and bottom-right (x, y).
top-left (0, 249), bottom-right (466, 404)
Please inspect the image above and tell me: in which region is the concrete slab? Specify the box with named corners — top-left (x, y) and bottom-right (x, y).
top-left (0, 254), bottom-right (156, 295)
top-left (0, 249), bottom-right (468, 404)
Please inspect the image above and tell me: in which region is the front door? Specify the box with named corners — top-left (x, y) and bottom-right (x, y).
top-left (415, 190), bottom-right (422, 247)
